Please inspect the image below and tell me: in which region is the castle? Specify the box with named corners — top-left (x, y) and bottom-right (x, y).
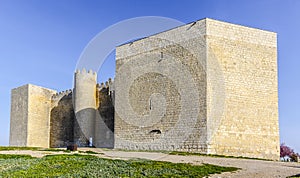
top-left (9, 18), bottom-right (280, 160)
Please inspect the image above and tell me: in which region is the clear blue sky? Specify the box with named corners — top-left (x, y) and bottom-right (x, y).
top-left (0, 0), bottom-right (299, 152)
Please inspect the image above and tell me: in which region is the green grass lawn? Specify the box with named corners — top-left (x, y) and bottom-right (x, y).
top-left (0, 154), bottom-right (238, 177)
top-left (0, 146), bottom-right (40, 151)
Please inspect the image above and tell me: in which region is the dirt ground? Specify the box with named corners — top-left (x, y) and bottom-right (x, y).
top-left (1, 148), bottom-right (300, 178)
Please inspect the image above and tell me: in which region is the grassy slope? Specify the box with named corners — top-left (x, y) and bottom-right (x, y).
top-left (0, 154), bottom-right (238, 177)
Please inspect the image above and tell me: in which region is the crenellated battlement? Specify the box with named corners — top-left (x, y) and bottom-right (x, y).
top-left (75, 68), bottom-right (97, 76)
top-left (52, 89), bottom-right (72, 100)
top-left (97, 78), bottom-right (114, 91)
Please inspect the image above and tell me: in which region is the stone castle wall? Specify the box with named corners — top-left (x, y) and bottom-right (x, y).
top-left (205, 19), bottom-right (279, 160)
top-left (26, 85), bottom-right (55, 148)
top-left (115, 20), bottom-right (208, 152)
top-left (50, 90), bottom-right (74, 147)
top-left (10, 85), bottom-right (30, 146)
top-left (115, 18), bottom-right (279, 160)
top-left (94, 80), bottom-right (114, 148)
top-left (9, 72), bottom-right (115, 148)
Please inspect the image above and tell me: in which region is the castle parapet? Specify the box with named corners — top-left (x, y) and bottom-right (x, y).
top-left (75, 68), bottom-right (97, 76)
top-left (52, 89), bottom-right (72, 100)
top-left (97, 78), bottom-right (114, 92)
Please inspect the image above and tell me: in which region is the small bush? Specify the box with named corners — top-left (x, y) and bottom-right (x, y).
top-left (290, 153), bottom-right (298, 162)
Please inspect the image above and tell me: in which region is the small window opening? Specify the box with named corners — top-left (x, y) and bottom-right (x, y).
top-left (149, 129), bottom-right (162, 134)
top-left (158, 52), bottom-right (163, 62)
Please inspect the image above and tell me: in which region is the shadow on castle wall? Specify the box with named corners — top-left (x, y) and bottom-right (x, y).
top-left (50, 95), bottom-right (74, 148)
top-left (50, 87), bottom-right (114, 148)
top-left (95, 87), bottom-right (114, 148)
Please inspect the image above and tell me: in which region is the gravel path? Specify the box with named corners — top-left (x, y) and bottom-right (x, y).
top-left (1, 148), bottom-right (300, 177)
top-left (100, 150), bottom-right (300, 178)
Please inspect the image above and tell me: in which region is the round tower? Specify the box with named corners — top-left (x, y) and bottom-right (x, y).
top-left (73, 68), bottom-right (97, 146)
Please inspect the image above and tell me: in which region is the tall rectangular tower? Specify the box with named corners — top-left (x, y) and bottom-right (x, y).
top-left (114, 18), bottom-right (279, 160)
top-left (10, 84), bottom-right (56, 148)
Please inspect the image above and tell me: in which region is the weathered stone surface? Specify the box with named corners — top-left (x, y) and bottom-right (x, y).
top-left (50, 90), bottom-right (74, 147)
top-left (94, 86), bottom-right (114, 148)
top-left (10, 85), bottom-right (29, 146)
top-left (115, 19), bottom-right (207, 152)
top-left (115, 18), bottom-right (279, 160)
top-left (205, 19), bottom-right (279, 160)
top-left (73, 69), bottom-right (97, 146)
top-left (10, 84), bottom-right (56, 148)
